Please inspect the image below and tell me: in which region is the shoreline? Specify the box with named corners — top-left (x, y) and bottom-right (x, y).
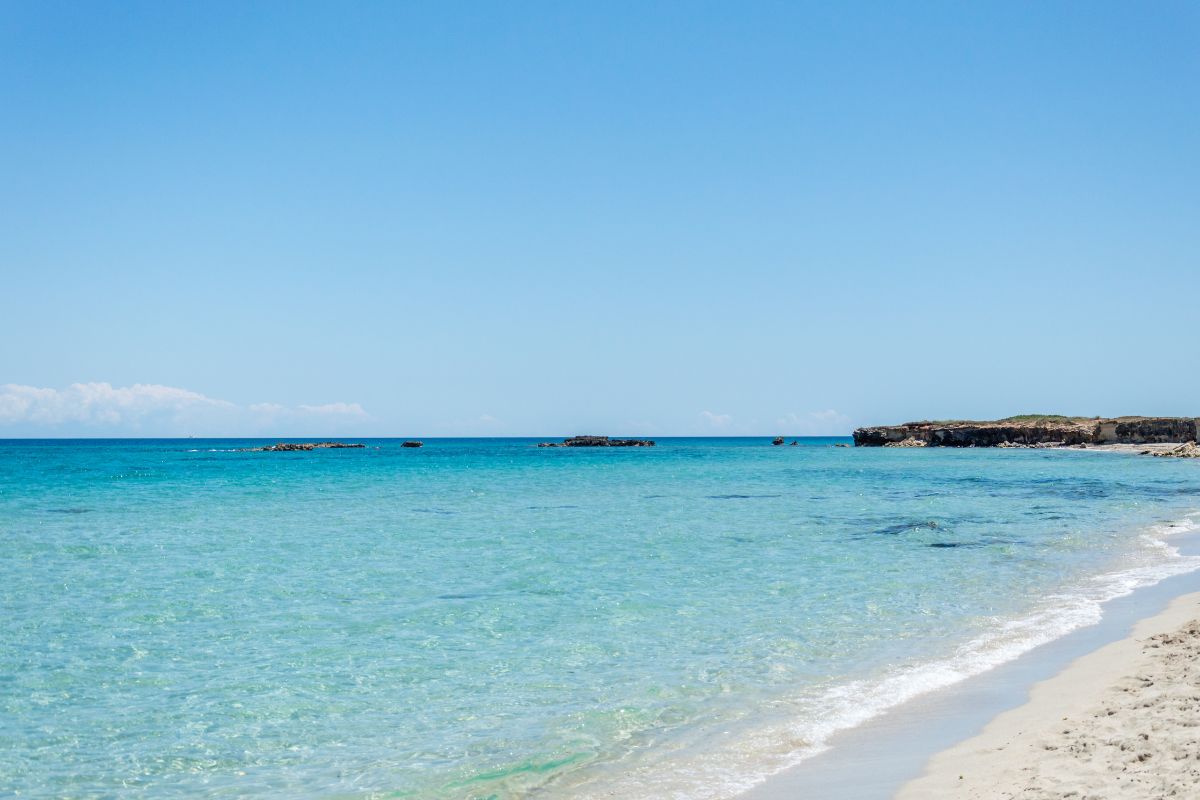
top-left (897, 589), bottom-right (1200, 798)
top-left (738, 513), bottom-right (1200, 800)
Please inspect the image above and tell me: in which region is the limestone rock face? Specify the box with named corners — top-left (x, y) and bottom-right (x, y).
top-left (1113, 418), bottom-right (1198, 444)
top-left (853, 421), bottom-right (1092, 448)
top-left (883, 437), bottom-right (928, 448)
top-left (853, 417), bottom-right (1198, 448)
top-left (1151, 442), bottom-right (1200, 458)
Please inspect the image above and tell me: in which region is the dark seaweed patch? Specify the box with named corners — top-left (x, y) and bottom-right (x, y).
top-left (931, 537), bottom-right (1024, 549)
top-left (46, 508), bottom-right (92, 514)
top-left (707, 494), bottom-right (783, 500)
top-left (875, 520), bottom-right (942, 536)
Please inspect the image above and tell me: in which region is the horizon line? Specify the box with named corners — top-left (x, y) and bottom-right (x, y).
top-left (0, 433), bottom-right (856, 441)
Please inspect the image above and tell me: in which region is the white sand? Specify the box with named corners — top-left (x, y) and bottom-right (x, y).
top-left (897, 592), bottom-right (1200, 799)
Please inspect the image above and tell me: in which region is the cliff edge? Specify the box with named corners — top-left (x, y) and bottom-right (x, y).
top-left (853, 416), bottom-right (1198, 448)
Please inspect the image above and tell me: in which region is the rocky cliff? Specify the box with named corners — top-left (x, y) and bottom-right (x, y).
top-left (853, 417), bottom-right (1198, 448)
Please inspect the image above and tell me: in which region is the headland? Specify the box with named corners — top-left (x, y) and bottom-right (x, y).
top-left (853, 416), bottom-right (1199, 453)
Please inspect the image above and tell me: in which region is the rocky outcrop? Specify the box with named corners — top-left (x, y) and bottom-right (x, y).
top-left (854, 419), bottom-right (1095, 447)
top-left (401, 441), bottom-right (423, 448)
top-left (1149, 442), bottom-right (1200, 458)
top-left (245, 442), bottom-right (365, 452)
top-left (854, 417), bottom-right (1198, 448)
top-left (538, 435), bottom-right (655, 448)
top-left (996, 441), bottom-right (1071, 449)
top-left (772, 437), bottom-right (785, 446)
top-left (883, 437), bottom-right (928, 447)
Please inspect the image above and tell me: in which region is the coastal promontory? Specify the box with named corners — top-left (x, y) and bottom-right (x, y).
top-left (853, 416), bottom-right (1198, 449)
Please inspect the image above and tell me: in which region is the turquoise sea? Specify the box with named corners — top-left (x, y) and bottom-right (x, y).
top-left (3, 438), bottom-right (1199, 798)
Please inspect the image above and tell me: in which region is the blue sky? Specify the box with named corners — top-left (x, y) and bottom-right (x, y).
top-left (2, 2), bottom-right (1197, 437)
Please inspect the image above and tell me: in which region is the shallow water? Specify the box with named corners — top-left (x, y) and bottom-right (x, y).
top-left (2, 438), bottom-right (1198, 798)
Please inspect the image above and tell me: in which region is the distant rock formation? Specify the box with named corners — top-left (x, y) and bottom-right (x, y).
top-left (537, 435), bottom-right (655, 448)
top-left (772, 437), bottom-right (785, 446)
top-left (244, 442), bottom-right (365, 452)
top-left (401, 441), bottom-right (423, 448)
top-left (853, 417), bottom-right (1199, 448)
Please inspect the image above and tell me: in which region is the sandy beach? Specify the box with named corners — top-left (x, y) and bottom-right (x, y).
top-left (898, 592), bottom-right (1200, 799)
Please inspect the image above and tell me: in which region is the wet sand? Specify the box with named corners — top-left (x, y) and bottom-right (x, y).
top-left (898, 591), bottom-right (1200, 799)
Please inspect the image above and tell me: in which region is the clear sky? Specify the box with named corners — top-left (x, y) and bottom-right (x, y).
top-left (2, 2), bottom-right (1197, 437)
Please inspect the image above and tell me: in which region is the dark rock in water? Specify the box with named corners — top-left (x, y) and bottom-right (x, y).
top-left (834, 443), bottom-right (850, 448)
top-left (401, 441), bottom-right (423, 448)
top-left (790, 440), bottom-right (799, 446)
top-left (538, 435), bottom-right (655, 448)
top-left (244, 441), bottom-right (366, 452)
top-left (772, 437), bottom-right (785, 446)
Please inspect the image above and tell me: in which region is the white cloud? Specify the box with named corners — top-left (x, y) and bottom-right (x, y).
top-left (298, 402), bottom-right (368, 418)
top-left (0, 382), bottom-right (370, 435)
top-left (775, 409), bottom-right (853, 436)
top-left (0, 382), bottom-right (233, 426)
top-left (700, 410), bottom-right (733, 428)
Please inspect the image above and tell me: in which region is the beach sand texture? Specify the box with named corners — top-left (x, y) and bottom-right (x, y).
top-left (899, 593), bottom-right (1200, 799)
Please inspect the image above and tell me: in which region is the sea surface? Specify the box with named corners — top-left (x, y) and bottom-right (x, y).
top-left (3, 438), bottom-right (1200, 799)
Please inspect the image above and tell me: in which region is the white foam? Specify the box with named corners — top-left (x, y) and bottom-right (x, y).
top-left (559, 511), bottom-right (1200, 800)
